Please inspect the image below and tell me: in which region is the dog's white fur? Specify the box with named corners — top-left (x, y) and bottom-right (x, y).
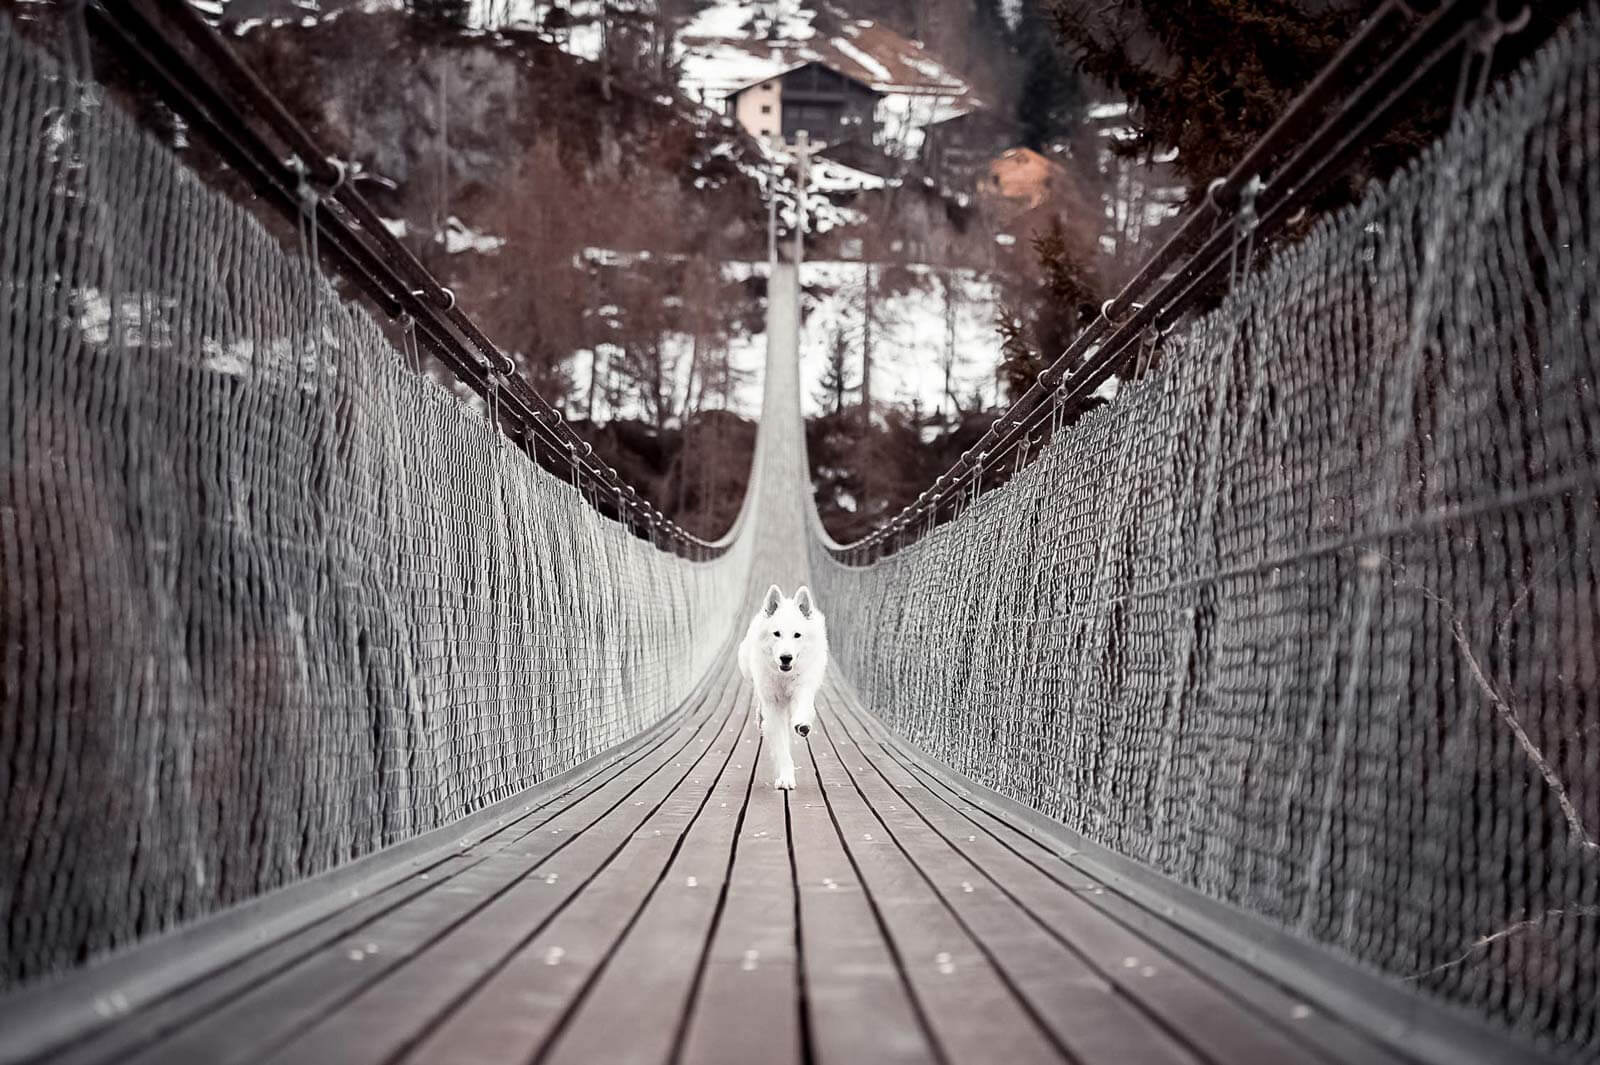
top-left (737, 584), bottom-right (827, 791)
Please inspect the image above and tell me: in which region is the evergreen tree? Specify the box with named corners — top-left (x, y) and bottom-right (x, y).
top-left (1042, 0), bottom-right (1539, 209)
top-left (997, 214), bottom-right (1098, 401)
top-left (411, 0), bottom-right (471, 28)
top-left (814, 327), bottom-right (858, 416)
top-left (1014, 0), bottom-right (1082, 150)
top-left (970, 0), bottom-right (1009, 43)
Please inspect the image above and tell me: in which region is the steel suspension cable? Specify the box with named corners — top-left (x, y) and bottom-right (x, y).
top-left (832, 0), bottom-right (1565, 565)
top-left (83, 0), bottom-right (721, 559)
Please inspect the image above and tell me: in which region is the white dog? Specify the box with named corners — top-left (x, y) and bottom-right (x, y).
top-left (737, 584), bottom-right (827, 791)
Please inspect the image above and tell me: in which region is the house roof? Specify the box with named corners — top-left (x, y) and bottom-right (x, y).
top-left (685, 18), bottom-right (969, 99)
top-left (926, 106), bottom-right (1015, 132)
top-left (724, 63), bottom-right (808, 98)
top-left (726, 60), bottom-right (884, 101)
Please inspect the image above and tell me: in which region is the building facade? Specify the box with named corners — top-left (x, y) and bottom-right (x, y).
top-left (727, 61), bottom-right (881, 147)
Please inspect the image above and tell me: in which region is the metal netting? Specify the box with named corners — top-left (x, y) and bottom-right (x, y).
top-left (0, 17), bottom-right (751, 986)
top-left (813, 9), bottom-right (1600, 1057)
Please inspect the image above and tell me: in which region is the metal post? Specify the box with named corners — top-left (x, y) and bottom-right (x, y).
top-left (793, 130), bottom-right (809, 265)
top-left (767, 145), bottom-right (778, 266)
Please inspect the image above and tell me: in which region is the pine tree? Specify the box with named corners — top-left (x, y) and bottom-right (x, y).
top-left (1014, 0), bottom-right (1083, 150)
top-left (970, 0), bottom-right (1009, 42)
top-left (411, 0), bottom-right (471, 28)
top-left (997, 214), bottom-right (1098, 401)
top-left (815, 327), bottom-right (858, 415)
top-left (1045, 0), bottom-right (1494, 209)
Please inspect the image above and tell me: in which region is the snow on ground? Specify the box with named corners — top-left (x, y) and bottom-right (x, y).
top-left (564, 261), bottom-right (771, 423)
top-left (555, 256), bottom-right (1003, 425)
top-left (439, 216), bottom-right (506, 254)
top-left (876, 90), bottom-right (968, 157)
top-left (808, 156), bottom-right (886, 194)
top-left (681, 0), bottom-right (816, 41)
top-left (797, 260), bottom-right (1002, 418)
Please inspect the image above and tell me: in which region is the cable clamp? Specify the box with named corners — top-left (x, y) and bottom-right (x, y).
top-left (1476, 4), bottom-right (1529, 52)
top-left (1237, 174), bottom-right (1265, 233)
top-left (1206, 177), bottom-right (1230, 211)
top-left (321, 156), bottom-right (349, 193)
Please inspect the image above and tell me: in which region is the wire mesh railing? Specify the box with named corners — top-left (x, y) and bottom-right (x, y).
top-left (823, 0), bottom-right (1573, 568)
top-left (810, 3), bottom-right (1600, 1057)
top-left (86, 0), bottom-right (728, 560)
top-left (0, 5), bottom-right (752, 986)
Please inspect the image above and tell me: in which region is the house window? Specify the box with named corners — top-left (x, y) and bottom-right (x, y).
top-left (760, 129), bottom-right (772, 137)
top-left (761, 104), bottom-right (772, 114)
top-left (786, 103), bottom-right (838, 135)
top-left (762, 82), bottom-right (774, 91)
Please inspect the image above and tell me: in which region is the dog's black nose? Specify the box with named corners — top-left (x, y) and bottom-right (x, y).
top-left (795, 724), bottom-right (810, 738)
top-left (779, 654), bottom-right (793, 668)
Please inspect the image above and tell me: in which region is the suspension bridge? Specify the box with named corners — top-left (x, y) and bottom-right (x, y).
top-left (1, 2), bottom-right (1597, 1063)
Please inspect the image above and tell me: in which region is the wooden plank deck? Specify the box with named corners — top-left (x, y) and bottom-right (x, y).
top-left (0, 651), bottom-right (1546, 1065)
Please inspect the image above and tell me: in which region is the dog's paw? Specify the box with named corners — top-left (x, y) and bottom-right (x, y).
top-left (773, 771), bottom-right (796, 791)
top-left (794, 723), bottom-right (810, 738)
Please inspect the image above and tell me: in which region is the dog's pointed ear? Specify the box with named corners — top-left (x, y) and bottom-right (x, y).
top-left (762, 584), bottom-right (783, 617)
top-left (794, 586), bottom-right (815, 618)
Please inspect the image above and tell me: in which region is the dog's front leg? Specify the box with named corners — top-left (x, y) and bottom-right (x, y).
top-left (762, 706), bottom-right (796, 790)
top-left (791, 694), bottom-right (817, 738)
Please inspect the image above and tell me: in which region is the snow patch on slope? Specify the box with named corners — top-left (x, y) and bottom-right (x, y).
top-left (799, 261), bottom-right (1002, 417)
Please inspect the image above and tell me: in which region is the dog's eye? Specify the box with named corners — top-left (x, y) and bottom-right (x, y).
top-left (793, 633), bottom-right (801, 638)
top-left (773, 630), bottom-right (780, 637)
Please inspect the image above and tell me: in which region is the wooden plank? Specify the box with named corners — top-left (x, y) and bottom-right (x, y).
top-left (833, 693), bottom-right (1539, 1065)
top-left (676, 716), bottom-right (803, 1065)
top-left (123, 674), bottom-right (739, 1065)
top-left (537, 690), bottom-right (764, 1065)
top-left (805, 691), bottom-right (1066, 1065)
top-left (383, 697), bottom-right (752, 1064)
top-left (787, 700), bottom-right (936, 1065)
top-left (826, 693), bottom-right (1354, 1065)
top-left (51, 711), bottom-right (710, 1065)
top-left (23, 655), bottom-right (1443, 1065)
top-left (814, 692), bottom-right (1202, 1065)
